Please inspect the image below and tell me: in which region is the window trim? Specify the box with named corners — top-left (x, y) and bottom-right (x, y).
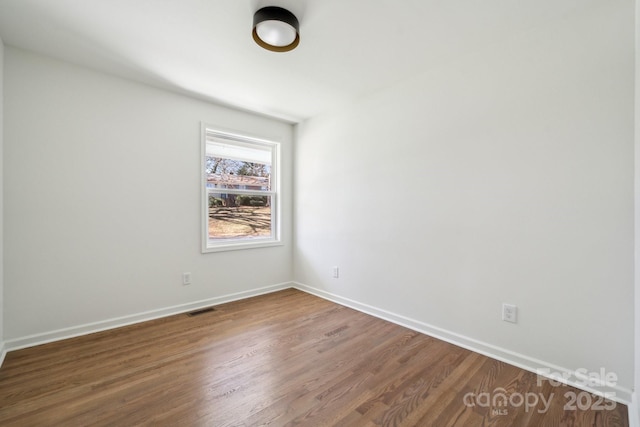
top-left (201, 124), bottom-right (282, 253)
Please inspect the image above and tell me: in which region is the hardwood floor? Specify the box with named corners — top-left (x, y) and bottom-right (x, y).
top-left (0, 289), bottom-right (628, 426)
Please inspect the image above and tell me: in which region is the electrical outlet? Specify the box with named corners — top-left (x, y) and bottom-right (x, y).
top-left (332, 266), bottom-right (339, 279)
top-left (182, 272), bottom-right (192, 286)
top-left (502, 303), bottom-right (517, 323)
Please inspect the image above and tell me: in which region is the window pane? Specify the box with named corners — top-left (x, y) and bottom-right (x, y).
top-left (205, 156), bottom-right (271, 191)
top-left (202, 126), bottom-right (280, 252)
top-left (208, 193), bottom-right (272, 240)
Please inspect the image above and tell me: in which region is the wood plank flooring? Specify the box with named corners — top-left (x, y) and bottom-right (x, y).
top-left (0, 289), bottom-right (628, 426)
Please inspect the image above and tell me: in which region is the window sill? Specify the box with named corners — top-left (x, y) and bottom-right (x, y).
top-left (202, 238), bottom-right (283, 253)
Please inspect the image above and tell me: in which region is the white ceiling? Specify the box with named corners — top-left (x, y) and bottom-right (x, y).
top-left (0, 0), bottom-right (595, 123)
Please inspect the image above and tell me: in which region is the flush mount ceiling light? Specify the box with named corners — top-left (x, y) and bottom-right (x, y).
top-left (252, 6), bottom-right (300, 52)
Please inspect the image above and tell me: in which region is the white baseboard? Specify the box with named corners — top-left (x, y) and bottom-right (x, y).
top-left (3, 282), bottom-right (293, 354)
top-left (630, 393), bottom-right (639, 427)
top-left (0, 341), bottom-right (6, 368)
top-left (2, 281), bottom-right (634, 413)
top-left (293, 282), bottom-right (633, 405)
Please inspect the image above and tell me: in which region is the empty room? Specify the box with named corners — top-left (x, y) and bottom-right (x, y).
top-left (0, 1), bottom-right (638, 426)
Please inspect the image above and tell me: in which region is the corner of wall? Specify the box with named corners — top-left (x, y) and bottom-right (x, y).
top-left (0, 35), bottom-right (5, 367)
top-left (633, 0), bottom-right (639, 425)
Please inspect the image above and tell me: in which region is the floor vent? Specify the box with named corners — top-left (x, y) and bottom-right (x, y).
top-left (187, 307), bottom-right (216, 317)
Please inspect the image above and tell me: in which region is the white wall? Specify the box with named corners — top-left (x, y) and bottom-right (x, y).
top-left (295, 1), bottom-right (634, 395)
top-left (634, 0), bottom-right (640, 423)
top-left (0, 36), bottom-right (4, 356)
top-left (3, 47), bottom-right (293, 341)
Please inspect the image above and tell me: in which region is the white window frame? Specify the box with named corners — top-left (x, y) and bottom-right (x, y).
top-left (201, 124), bottom-right (282, 253)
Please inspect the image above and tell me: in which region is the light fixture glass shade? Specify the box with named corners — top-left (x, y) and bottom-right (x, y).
top-left (253, 7), bottom-right (299, 52)
top-left (256, 20), bottom-right (297, 47)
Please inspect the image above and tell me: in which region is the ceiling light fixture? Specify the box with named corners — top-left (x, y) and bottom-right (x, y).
top-left (252, 6), bottom-right (300, 52)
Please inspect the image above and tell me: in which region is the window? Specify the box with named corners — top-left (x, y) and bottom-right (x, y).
top-left (202, 125), bottom-right (281, 252)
